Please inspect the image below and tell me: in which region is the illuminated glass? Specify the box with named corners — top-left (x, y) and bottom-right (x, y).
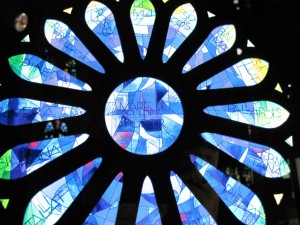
top-left (191, 155), bottom-right (266, 225)
top-left (183, 25), bottom-right (236, 73)
top-left (204, 100), bottom-right (290, 128)
top-left (23, 158), bottom-right (102, 225)
top-left (105, 77), bottom-right (183, 155)
top-left (9, 54), bottom-right (91, 91)
top-left (0, 134), bottom-right (89, 179)
top-left (130, 0), bottom-right (156, 59)
top-left (163, 3), bottom-right (197, 63)
top-left (44, 19), bottom-right (105, 73)
top-left (85, 1), bottom-right (124, 62)
top-left (201, 132), bottom-right (290, 177)
top-left (0, 98), bottom-right (85, 126)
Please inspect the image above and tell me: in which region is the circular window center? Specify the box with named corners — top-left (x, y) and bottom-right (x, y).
top-left (105, 77), bottom-right (184, 155)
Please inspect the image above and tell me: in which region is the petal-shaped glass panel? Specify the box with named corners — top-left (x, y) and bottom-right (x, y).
top-left (201, 132), bottom-right (290, 177)
top-left (44, 19), bottom-right (105, 73)
top-left (0, 134), bottom-right (89, 180)
top-left (183, 25), bottom-right (236, 73)
top-left (23, 158), bottom-right (102, 225)
top-left (8, 54), bottom-right (92, 91)
top-left (85, 1), bottom-right (124, 62)
top-left (130, 0), bottom-right (156, 59)
top-left (163, 3), bottom-right (197, 63)
top-left (136, 176), bottom-right (161, 224)
top-left (197, 58), bottom-right (269, 90)
top-left (84, 173), bottom-right (123, 224)
top-left (170, 171), bottom-right (217, 225)
top-left (204, 101), bottom-right (290, 128)
top-left (191, 155), bottom-right (266, 225)
top-left (0, 98), bottom-right (85, 126)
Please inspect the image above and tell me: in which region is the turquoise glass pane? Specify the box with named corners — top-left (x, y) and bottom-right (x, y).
top-left (105, 77), bottom-right (184, 155)
top-left (0, 134), bottom-right (89, 180)
top-left (163, 3), bottom-right (197, 63)
top-left (44, 19), bottom-right (104, 73)
top-left (136, 176), bottom-right (161, 224)
top-left (183, 25), bottom-right (236, 73)
top-left (204, 101), bottom-right (290, 129)
top-left (191, 155), bottom-right (266, 225)
top-left (23, 158), bottom-right (102, 225)
top-left (201, 132), bottom-right (290, 177)
top-left (8, 54), bottom-right (91, 91)
top-left (0, 98), bottom-right (85, 126)
top-left (85, 1), bottom-right (124, 62)
top-left (84, 173), bottom-right (123, 224)
top-left (197, 58), bottom-right (269, 90)
top-left (170, 171), bottom-right (217, 225)
top-left (130, 0), bottom-right (156, 59)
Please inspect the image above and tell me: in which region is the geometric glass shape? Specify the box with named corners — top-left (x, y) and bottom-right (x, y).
top-left (105, 77), bottom-right (184, 155)
top-left (170, 171), bottom-right (217, 225)
top-left (85, 1), bottom-right (124, 62)
top-left (183, 25), bottom-right (236, 73)
top-left (130, 0), bottom-right (156, 59)
top-left (21, 35), bottom-right (30, 42)
top-left (0, 98), bottom-right (85, 126)
top-left (23, 158), bottom-right (102, 225)
top-left (191, 155), bottom-right (266, 225)
top-left (136, 176), bottom-right (161, 224)
top-left (44, 19), bottom-right (105, 73)
top-left (63, 7), bottom-right (73, 14)
top-left (0, 199), bottom-right (9, 209)
top-left (0, 134), bottom-right (89, 179)
top-left (84, 173), bottom-right (123, 224)
top-left (275, 83), bottom-right (283, 93)
top-left (163, 3), bottom-right (197, 63)
top-left (8, 54), bottom-right (92, 91)
top-left (204, 101), bottom-right (290, 129)
top-left (285, 136), bottom-right (293, 147)
top-left (274, 193), bottom-right (284, 205)
top-left (201, 132), bottom-right (291, 177)
top-left (197, 58), bottom-right (269, 90)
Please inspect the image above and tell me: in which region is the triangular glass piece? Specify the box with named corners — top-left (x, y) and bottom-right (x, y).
top-left (0, 134), bottom-right (89, 179)
top-left (204, 100), bottom-right (290, 129)
top-left (207, 11), bottom-right (216, 18)
top-left (274, 194), bottom-right (284, 205)
top-left (85, 1), bottom-right (124, 62)
top-left (44, 19), bottom-right (105, 73)
top-left (136, 176), bottom-right (162, 224)
top-left (63, 7), bottom-right (73, 14)
top-left (201, 132), bottom-right (290, 178)
top-left (0, 199), bottom-right (9, 209)
top-left (84, 173), bottom-right (123, 224)
top-left (197, 58), bottom-right (268, 90)
top-left (183, 25), bottom-right (236, 73)
top-left (21, 35), bottom-right (30, 42)
top-left (23, 158), bottom-right (102, 225)
top-left (0, 98), bottom-right (85, 126)
top-left (247, 39), bottom-right (255, 47)
top-left (285, 136), bottom-right (293, 147)
top-left (130, 0), bottom-right (156, 59)
top-left (170, 171), bottom-right (217, 224)
top-left (8, 54), bottom-right (91, 91)
top-left (163, 3), bottom-right (197, 63)
top-left (191, 155), bottom-right (266, 225)
top-left (275, 83), bottom-right (283, 93)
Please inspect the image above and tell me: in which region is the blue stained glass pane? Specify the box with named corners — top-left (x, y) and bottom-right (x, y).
top-left (136, 176), bottom-right (162, 225)
top-left (183, 25), bottom-right (236, 73)
top-left (23, 158), bottom-right (102, 225)
top-left (170, 171), bottom-right (217, 225)
top-left (197, 58), bottom-right (269, 90)
top-left (44, 19), bottom-right (105, 73)
top-left (0, 98), bottom-right (85, 126)
top-left (0, 134), bottom-right (89, 180)
top-left (130, 0), bottom-right (156, 59)
top-left (8, 54), bottom-right (91, 91)
top-left (204, 101), bottom-right (290, 129)
top-left (201, 132), bottom-right (290, 178)
top-left (84, 173), bottom-right (123, 225)
top-left (191, 155), bottom-right (266, 225)
top-left (105, 77), bottom-right (184, 155)
top-left (85, 1), bottom-right (124, 62)
top-left (163, 3), bottom-right (197, 63)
